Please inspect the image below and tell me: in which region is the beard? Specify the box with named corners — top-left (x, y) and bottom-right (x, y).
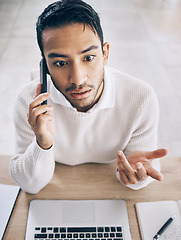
top-left (51, 72), bottom-right (104, 112)
top-left (67, 77), bottom-right (104, 111)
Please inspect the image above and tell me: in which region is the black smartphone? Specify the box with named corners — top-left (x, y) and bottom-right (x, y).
top-left (40, 57), bottom-right (47, 105)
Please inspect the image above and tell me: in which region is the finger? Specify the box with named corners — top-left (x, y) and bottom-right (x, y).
top-left (36, 111), bottom-right (54, 130)
top-left (117, 151), bottom-right (137, 184)
top-left (117, 151), bottom-right (134, 173)
top-left (146, 165), bottom-right (163, 181)
top-left (31, 92), bottom-right (50, 108)
top-left (135, 162), bottom-right (147, 181)
top-left (29, 92), bottom-right (50, 118)
top-left (117, 169), bottom-right (130, 185)
top-left (33, 106), bottom-right (53, 127)
top-left (145, 148), bottom-right (168, 160)
top-left (29, 105), bottom-right (53, 127)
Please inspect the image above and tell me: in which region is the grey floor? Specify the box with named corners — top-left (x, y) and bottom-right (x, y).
top-left (0, 0), bottom-right (181, 156)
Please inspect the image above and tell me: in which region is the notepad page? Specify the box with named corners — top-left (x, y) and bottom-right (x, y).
top-left (0, 184), bottom-right (20, 239)
top-left (135, 201), bottom-right (181, 240)
top-left (177, 200), bottom-right (181, 215)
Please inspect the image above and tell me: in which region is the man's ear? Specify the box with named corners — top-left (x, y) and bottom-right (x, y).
top-left (103, 42), bottom-right (110, 65)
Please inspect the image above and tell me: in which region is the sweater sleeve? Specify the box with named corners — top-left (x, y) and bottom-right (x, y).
top-left (9, 90), bottom-right (55, 194)
top-left (120, 87), bottom-right (160, 190)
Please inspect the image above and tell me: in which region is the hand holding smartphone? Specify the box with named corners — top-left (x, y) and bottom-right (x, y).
top-left (40, 57), bottom-right (48, 105)
top-left (27, 58), bottom-right (55, 149)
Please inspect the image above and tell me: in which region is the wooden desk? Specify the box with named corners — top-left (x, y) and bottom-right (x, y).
top-left (1, 155), bottom-right (181, 240)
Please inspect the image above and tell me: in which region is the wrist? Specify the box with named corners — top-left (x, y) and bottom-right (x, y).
top-left (36, 138), bottom-right (53, 150)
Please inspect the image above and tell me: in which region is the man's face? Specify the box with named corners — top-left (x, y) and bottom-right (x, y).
top-left (42, 23), bottom-right (109, 112)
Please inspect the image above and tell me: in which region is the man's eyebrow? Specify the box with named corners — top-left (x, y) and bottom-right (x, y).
top-left (47, 45), bottom-right (99, 59)
top-left (48, 53), bottom-right (68, 58)
top-left (80, 45), bottom-right (99, 54)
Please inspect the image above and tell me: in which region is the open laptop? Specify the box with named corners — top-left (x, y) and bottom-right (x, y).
top-left (25, 199), bottom-right (131, 240)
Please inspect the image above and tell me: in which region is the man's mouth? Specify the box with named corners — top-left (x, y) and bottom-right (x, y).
top-left (70, 89), bottom-right (92, 99)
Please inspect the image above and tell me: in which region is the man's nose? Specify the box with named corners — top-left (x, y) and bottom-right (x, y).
top-left (69, 63), bottom-right (87, 86)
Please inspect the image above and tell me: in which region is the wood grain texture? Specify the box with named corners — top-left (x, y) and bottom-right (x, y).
top-left (1, 156), bottom-right (181, 240)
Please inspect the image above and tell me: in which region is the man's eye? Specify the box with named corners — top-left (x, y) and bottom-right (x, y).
top-left (84, 55), bottom-right (95, 62)
top-left (55, 61), bottom-right (68, 67)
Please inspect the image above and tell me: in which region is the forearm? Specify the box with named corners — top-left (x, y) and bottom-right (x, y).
top-left (10, 138), bottom-right (55, 194)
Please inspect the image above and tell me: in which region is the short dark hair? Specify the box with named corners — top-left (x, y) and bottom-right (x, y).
top-left (36, 0), bottom-right (104, 54)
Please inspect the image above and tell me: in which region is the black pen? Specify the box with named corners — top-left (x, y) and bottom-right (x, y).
top-left (153, 214), bottom-right (176, 240)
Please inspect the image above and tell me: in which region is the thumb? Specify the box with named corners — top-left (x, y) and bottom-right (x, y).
top-left (145, 148), bottom-right (168, 160)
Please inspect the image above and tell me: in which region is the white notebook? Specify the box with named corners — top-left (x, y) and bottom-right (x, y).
top-left (135, 200), bottom-right (181, 240)
top-left (0, 184), bottom-right (20, 239)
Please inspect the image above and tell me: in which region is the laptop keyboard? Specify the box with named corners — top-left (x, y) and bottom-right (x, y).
top-left (34, 226), bottom-right (124, 240)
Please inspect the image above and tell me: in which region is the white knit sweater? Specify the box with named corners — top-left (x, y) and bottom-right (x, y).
top-left (10, 67), bottom-right (160, 194)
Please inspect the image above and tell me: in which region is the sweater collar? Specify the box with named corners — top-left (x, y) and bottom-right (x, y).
top-left (50, 66), bottom-right (115, 112)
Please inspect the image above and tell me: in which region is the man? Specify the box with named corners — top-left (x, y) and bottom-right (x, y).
top-left (10, 0), bottom-right (167, 194)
